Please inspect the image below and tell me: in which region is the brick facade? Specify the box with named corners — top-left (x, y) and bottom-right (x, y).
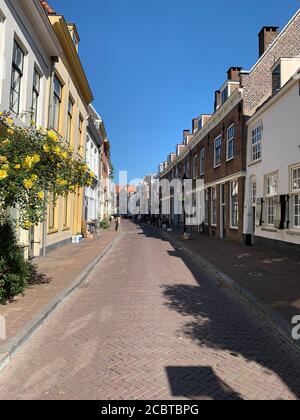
top-left (242, 10), bottom-right (300, 115)
top-left (159, 9), bottom-right (300, 244)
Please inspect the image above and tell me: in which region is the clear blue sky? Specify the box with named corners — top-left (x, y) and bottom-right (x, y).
top-left (51, 0), bottom-right (299, 183)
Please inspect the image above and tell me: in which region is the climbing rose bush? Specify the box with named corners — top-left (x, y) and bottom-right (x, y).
top-left (0, 111), bottom-right (94, 229)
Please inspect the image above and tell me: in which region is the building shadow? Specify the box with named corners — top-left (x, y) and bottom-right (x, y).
top-left (166, 366), bottom-right (243, 400)
top-left (137, 223), bottom-right (300, 400)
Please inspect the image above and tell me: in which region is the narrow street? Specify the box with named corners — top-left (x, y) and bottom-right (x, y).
top-left (0, 220), bottom-right (299, 400)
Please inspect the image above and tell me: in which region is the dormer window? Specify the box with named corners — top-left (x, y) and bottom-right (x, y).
top-left (221, 86), bottom-right (229, 105)
top-left (272, 64), bottom-right (281, 95)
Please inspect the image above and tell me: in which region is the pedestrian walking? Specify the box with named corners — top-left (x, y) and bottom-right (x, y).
top-left (115, 215), bottom-right (121, 232)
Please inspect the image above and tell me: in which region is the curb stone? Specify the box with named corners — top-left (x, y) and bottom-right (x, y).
top-left (0, 233), bottom-right (121, 374)
top-left (141, 224), bottom-right (300, 353)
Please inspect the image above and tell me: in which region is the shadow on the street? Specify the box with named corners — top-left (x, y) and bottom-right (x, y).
top-left (28, 264), bottom-right (52, 286)
top-left (137, 222), bottom-right (300, 400)
top-left (166, 366), bottom-right (243, 400)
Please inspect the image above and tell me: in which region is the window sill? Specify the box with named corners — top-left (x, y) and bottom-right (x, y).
top-left (230, 226), bottom-right (239, 230)
top-left (214, 165), bottom-right (221, 169)
top-left (62, 226), bottom-right (71, 232)
top-left (287, 229), bottom-right (300, 236)
top-left (261, 227), bottom-right (278, 233)
top-left (226, 157), bottom-right (234, 163)
top-left (47, 229), bottom-right (59, 235)
top-left (248, 159), bottom-right (262, 167)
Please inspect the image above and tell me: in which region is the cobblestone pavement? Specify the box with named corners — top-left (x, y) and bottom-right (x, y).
top-left (0, 221), bottom-right (300, 400)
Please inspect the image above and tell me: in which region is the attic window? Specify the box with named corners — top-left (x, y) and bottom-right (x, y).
top-left (221, 86), bottom-right (229, 105)
top-left (272, 65), bottom-right (281, 95)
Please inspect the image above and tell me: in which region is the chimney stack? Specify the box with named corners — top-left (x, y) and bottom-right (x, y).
top-left (183, 130), bottom-right (190, 141)
top-left (214, 91), bottom-right (221, 112)
top-left (227, 67), bottom-right (243, 82)
top-left (192, 118), bottom-right (198, 133)
top-left (258, 26), bottom-right (279, 58)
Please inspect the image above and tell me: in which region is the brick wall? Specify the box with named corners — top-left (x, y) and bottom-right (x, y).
top-left (242, 10), bottom-right (300, 115)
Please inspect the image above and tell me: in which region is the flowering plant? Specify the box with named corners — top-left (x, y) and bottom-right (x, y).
top-left (0, 112), bottom-right (93, 229)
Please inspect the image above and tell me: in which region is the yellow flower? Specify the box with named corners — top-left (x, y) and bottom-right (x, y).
top-left (0, 170), bottom-right (8, 180)
top-left (23, 179), bottom-right (34, 189)
top-left (23, 221), bottom-right (33, 230)
top-left (54, 146), bottom-right (61, 155)
top-left (5, 117), bottom-right (14, 126)
top-left (0, 156), bottom-right (7, 163)
top-left (47, 130), bottom-right (59, 142)
top-left (43, 144), bottom-right (50, 153)
top-left (24, 156), bottom-right (34, 169)
top-left (37, 191), bottom-right (44, 200)
top-left (32, 154), bottom-right (40, 164)
top-left (1, 139), bottom-right (10, 146)
top-left (56, 178), bottom-right (67, 187)
top-left (14, 164), bottom-right (21, 169)
top-left (7, 128), bottom-right (14, 136)
top-left (61, 151), bottom-right (68, 159)
top-left (31, 174), bottom-right (38, 182)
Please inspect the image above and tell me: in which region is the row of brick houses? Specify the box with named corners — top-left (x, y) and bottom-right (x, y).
top-left (158, 10), bottom-right (300, 256)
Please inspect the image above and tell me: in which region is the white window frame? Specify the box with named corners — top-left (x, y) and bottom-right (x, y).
top-left (290, 165), bottom-right (300, 229)
top-left (251, 178), bottom-right (257, 207)
top-left (265, 173), bottom-right (278, 226)
top-left (31, 66), bottom-right (42, 124)
top-left (230, 180), bottom-right (239, 229)
top-left (226, 124), bottom-right (235, 161)
top-left (214, 136), bottom-right (222, 168)
top-left (251, 123), bottom-right (262, 163)
top-left (193, 155), bottom-right (198, 179)
top-left (200, 148), bottom-right (205, 176)
top-left (0, 10), bottom-right (6, 97)
top-left (10, 39), bottom-right (25, 115)
top-left (211, 187), bottom-right (217, 226)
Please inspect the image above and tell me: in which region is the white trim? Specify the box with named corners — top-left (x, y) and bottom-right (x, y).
top-left (214, 135), bottom-right (222, 168)
top-left (205, 171), bottom-right (246, 189)
top-left (230, 179), bottom-right (239, 229)
top-left (226, 123), bottom-right (235, 161)
top-left (211, 186), bottom-right (217, 227)
top-left (199, 147), bottom-right (205, 176)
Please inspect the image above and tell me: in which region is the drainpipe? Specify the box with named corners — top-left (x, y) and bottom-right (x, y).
top-left (41, 56), bottom-right (58, 257)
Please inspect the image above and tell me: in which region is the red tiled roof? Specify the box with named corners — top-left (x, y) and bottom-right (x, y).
top-left (40, 0), bottom-right (56, 15)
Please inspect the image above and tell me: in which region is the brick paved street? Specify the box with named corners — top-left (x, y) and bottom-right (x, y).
top-left (0, 220), bottom-right (300, 400)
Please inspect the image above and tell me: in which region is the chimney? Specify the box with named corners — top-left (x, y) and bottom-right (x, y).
top-left (214, 91), bottom-right (221, 112)
top-left (177, 144), bottom-right (185, 157)
top-left (183, 130), bottom-right (190, 141)
top-left (227, 67), bottom-right (243, 82)
top-left (258, 26), bottom-right (279, 58)
top-left (192, 118), bottom-right (198, 133)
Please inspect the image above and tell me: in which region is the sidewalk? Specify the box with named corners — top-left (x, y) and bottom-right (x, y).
top-left (0, 228), bottom-right (118, 369)
top-left (162, 226), bottom-right (300, 336)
